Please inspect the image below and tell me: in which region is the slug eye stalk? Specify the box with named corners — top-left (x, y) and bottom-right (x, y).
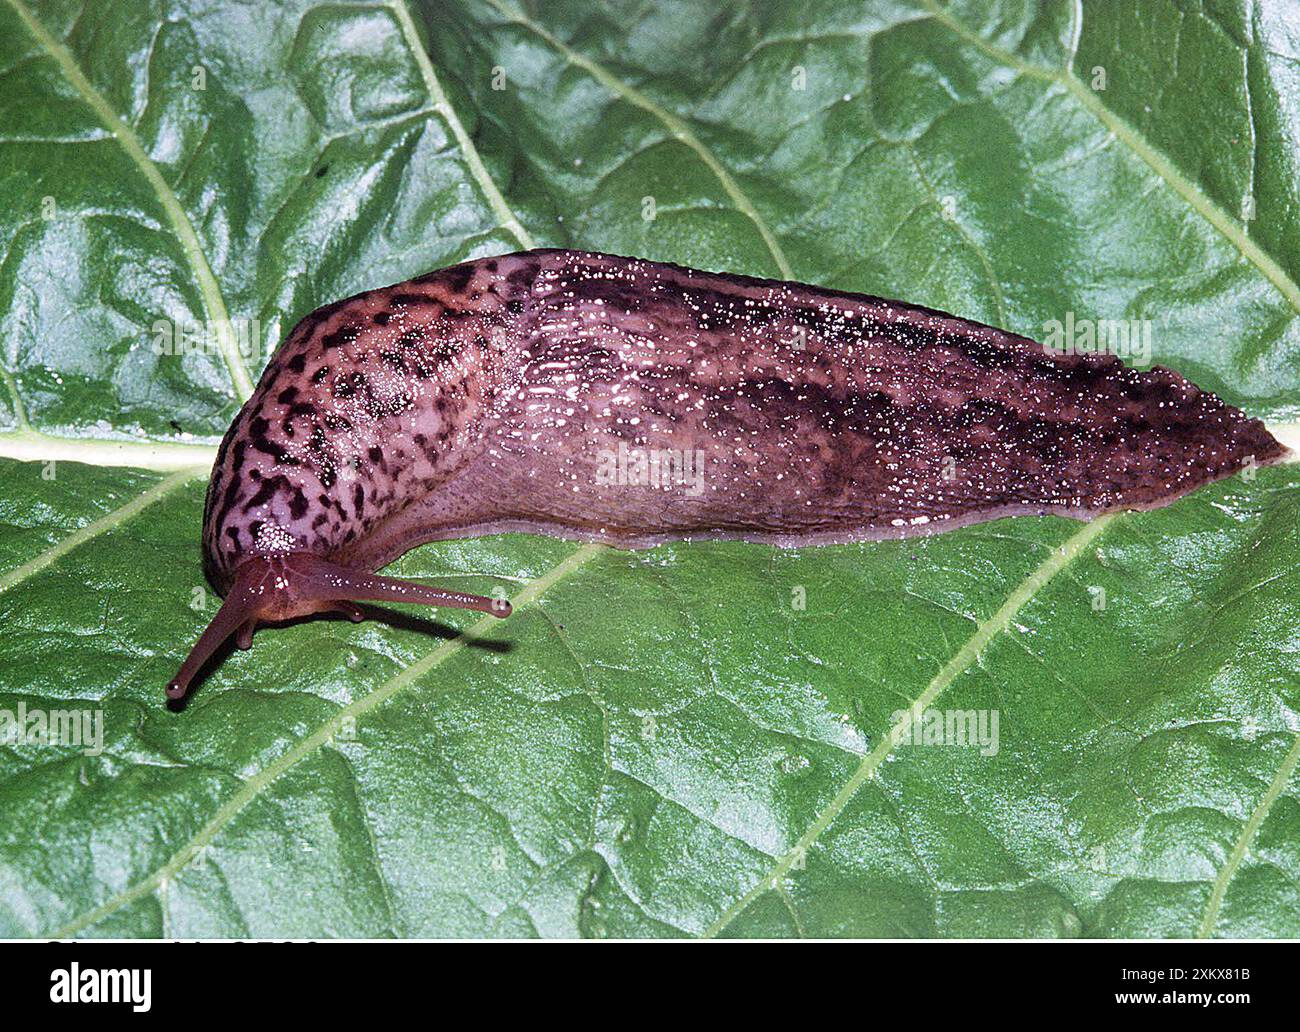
top-left (166, 552), bottom-right (510, 701)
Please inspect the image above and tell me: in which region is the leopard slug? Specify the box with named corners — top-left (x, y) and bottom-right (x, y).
top-left (168, 248), bottom-right (1288, 699)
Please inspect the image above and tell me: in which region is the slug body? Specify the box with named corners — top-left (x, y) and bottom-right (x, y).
top-left (170, 248), bottom-right (1286, 698)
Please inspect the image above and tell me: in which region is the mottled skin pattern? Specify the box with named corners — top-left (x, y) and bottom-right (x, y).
top-left (165, 248), bottom-right (1286, 698)
top-left (204, 247), bottom-right (1285, 596)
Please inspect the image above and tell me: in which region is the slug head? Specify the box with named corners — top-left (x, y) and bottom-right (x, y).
top-left (166, 552), bottom-right (510, 701)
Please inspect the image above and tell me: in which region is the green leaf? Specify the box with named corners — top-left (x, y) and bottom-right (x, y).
top-left (0, 0), bottom-right (1297, 938)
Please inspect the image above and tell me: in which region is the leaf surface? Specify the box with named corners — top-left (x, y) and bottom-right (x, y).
top-left (0, 0), bottom-right (1297, 937)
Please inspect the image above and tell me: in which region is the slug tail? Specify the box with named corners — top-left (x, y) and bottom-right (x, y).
top-left (167, 552), bottom-right (509, 701)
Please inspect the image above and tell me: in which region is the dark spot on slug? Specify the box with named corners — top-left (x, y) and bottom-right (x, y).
top-left (444, 264), bottom-right (474, 293)
top-left (321, 324), bottom-right (362, 351)
top-left (505, 265), bottom-right (535, 293)
top-left (390, 293), bottom-right (431, 308)
top-left (241, 474), bottom-right (289, 514)
top-left (333, 372), bottom-right (366, 399)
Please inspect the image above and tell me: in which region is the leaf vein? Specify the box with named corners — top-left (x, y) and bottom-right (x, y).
top-left (46, 541), bottom-right (606, 937)
top-left (480, 0), bottom-right (792, 278)
top-left (0, 429), bottom-right (218, 470)
top-left (3, 0), bottom-right (255, 400)
top-left (1197, 730), bottom-right (1300, 937)
top-left (388, 0), bottom-right (534, 251)
top-left (0, 467), bottom-right (201, 593)
top-left (701, 513), bottom-right (1115, 938)
top-left (917, 0), bottom-right (1300, 317)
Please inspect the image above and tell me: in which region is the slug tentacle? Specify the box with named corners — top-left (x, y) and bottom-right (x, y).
top-left (166, 561), bottom-right (272, 700)
top-left (166, 553), bottom-right (508, 701)
top-left (282, 553), bottom-right (511, 617)
top-left (175, 248), bottom-right (1287, 702)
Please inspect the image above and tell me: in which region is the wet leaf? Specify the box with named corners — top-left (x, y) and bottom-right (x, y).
top-left (0, 0), bottom-right (1297, 937)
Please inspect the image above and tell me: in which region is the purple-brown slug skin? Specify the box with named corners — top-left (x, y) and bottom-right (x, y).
top-left (170, 248), bottom-right (1286, 699)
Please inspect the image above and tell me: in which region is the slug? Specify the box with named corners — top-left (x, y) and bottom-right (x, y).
top-left (168, 248), bottom-right (1287, 700)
